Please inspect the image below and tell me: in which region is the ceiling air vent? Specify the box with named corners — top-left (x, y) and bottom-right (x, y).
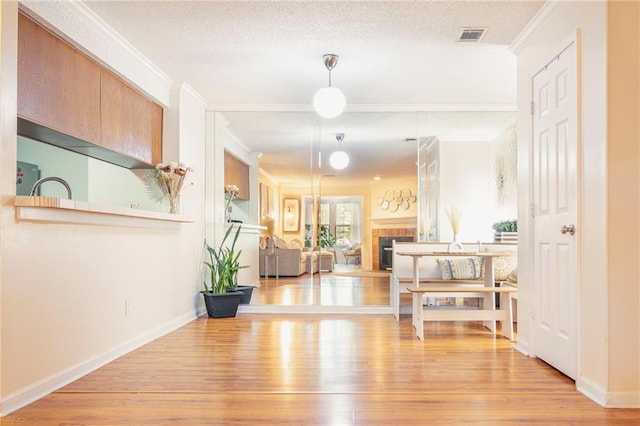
top-left (457, 28), bottom-right (487, 43)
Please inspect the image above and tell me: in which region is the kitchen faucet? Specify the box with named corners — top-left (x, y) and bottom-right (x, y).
top-left (29, 176), bottom-right (73, 200)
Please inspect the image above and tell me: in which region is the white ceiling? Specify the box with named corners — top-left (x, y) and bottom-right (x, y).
top-left (79, 0), bottom-right (544, 183)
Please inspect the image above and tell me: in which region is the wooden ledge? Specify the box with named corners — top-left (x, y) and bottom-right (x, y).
top-left (14, 196), bottom-right (194, 227)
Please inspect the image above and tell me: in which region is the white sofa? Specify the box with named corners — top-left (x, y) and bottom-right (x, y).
top-left (259, 236), bottom-right (317, 277)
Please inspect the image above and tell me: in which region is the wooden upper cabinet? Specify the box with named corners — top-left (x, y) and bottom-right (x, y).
top-left (17, 12), bottom-right (101, 144)
top-left (100, 70), bottom-right (163, 165)
top-left (17, 12), bottom-right (163, 168)
top-left (224, 151), bottom-right (250, 200)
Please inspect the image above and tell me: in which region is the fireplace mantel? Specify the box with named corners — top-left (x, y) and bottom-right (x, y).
top-left (371, 216), bottom-right (416, 228)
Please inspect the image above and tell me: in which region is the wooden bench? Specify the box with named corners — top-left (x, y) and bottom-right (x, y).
top-left (406, 286), bottom-right (518, 341)
top-left (392, 277), bottom-right (485, 321)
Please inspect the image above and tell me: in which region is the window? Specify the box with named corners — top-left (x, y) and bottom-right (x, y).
top-left (334, 202), bottom-right (352, 246)
top-left (304, 197), bottom-right (361, 248)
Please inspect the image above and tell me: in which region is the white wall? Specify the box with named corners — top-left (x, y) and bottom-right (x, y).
top-left (515, 0), bottom-right (638, 407)
top-left (0, 3), bottom-right (207, 415)
top-left (438, 133), bottom-right (517, 243)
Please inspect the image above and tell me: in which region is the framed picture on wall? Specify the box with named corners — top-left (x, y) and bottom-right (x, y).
top-left (283, 198), bottom-right (300, 232)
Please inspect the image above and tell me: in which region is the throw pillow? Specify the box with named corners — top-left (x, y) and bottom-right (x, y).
top-left (438, 257), bottom-right (484, 280)
top-left (486, 250), bottom-right (517, 281)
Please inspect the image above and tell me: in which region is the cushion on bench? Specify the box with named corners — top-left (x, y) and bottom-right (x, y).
top-left (437, 257), bottom-right (484, 280)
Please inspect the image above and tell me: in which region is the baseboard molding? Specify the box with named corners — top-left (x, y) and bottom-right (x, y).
top-left (577, 376), bottom-right (607, 407)
top-left (237, 305), bottom-right (393, 315)
top-left (1, 310), bottom-right (198, 417)
top-left (578, 377), bottom-right (640, 408)
top-left (513, 341), bottom-right (534, 357)
top-left (604, 391), bottom-right (640, 408)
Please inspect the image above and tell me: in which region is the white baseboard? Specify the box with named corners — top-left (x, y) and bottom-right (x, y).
top-left (577, 376), bottom-right (608, 407)
top-left (578, 376), bottom-right (640, 408)
top-left (1, 310), bottom-right (198, 417)
top-left (513, 341), bottom-right (534, 357)
top-left (238, 305), bottom-right (393, 315)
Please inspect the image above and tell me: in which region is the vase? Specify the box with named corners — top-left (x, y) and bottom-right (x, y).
top-left (168, 195), bottom-right (180, 215)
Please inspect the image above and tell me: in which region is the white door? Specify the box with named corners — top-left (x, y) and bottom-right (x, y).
top-left (531, 41), bottom-right (578, 379)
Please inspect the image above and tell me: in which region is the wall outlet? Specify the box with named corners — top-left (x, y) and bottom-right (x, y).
top-left (124, 299), bottom-right (131, 316)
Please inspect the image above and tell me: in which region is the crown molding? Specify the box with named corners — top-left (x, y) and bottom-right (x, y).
top-left (208, 103), bottom-right (517, 113)
top-left (510, 0), bottom-right (565, 55)
top-left (20, 0), bottom-right (173, 106)
top-left (181, 82), bottom-right (208, 108)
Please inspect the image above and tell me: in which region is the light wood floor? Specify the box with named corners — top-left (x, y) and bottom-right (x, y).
top-left (253, 265), bottom-right (390, 306)
top-left (3, 276), bottom-right (639, 424)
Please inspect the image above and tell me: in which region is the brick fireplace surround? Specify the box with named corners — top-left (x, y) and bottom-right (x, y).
top-left (372, 228), bottom-right (416, 270)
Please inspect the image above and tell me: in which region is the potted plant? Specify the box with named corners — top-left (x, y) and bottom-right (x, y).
top-left (201, 225), bottom-right (248, 318)
top-left (492, 219), bottom-right (518, 242)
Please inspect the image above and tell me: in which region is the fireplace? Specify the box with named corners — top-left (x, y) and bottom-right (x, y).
top-left (378, 236), bottom-right (414, 270)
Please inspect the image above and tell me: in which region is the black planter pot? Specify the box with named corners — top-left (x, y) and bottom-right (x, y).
top-left (201, 291), bottom-right (243, 318)
top-left (228, 286), bottom-right (256, 304)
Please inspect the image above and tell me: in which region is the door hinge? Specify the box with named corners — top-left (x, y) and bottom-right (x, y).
top-left (530, 203), bottom-right (536, 217)
top-left (530, 101), bottom-right (535, 115)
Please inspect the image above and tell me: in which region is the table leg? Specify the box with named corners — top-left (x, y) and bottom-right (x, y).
top-left (502, 292), bottom-right (514, 341)
top-left (483, 256), bottom-right (496, 333)
top-left (393, 278), bottom-right (400, 321)
top-left (413, 292), bottom-right (424, 340)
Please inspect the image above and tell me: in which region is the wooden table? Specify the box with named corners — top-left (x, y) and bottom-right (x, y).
top-left (395, 251), bottom-right (504, 331)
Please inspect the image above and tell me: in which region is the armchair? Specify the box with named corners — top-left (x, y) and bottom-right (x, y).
top-left (342, 243), bottom-right (361, 264)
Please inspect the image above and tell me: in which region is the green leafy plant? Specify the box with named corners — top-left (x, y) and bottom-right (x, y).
top-left (203, 225), bottom-right (248, 294)
top-left (318, 225), bottom-right (335, 248)
top-left (492, 220), bottom-right (518, 233)
top-left (303, 224), bottom-right (335, 248)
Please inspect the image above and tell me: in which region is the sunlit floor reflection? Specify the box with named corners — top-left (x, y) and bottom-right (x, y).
top-left (252, 264), bottom-right (391, 306)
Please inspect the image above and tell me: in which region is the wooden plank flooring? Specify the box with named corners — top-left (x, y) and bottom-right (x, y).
top-left (252, 266), bottom-right (391, 306)
top-left (3, 271), bottom-right (639, 424)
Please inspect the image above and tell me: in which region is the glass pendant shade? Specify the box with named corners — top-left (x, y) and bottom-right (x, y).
top-left (313, 87), bottom-right (346, 119)
top-left (329, 150), bottom-right (350, 169)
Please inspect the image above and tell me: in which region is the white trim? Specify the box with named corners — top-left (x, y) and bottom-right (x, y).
top-left (181, 82), bottom-right (208, 108)
top-left (510, 0), bottom-right (566, 54)
top-left (604, 391), bottom-right (640, 409)
top-left (208, 104), bottom-right (517, 113)
top-left (0, 311), bottom-right (198, 416)
top-left (513, 341), bottom-right (535, 358)
top-left (577, 376), bottom-right (608, 407)
top-left (20, 0), bottom-right (172, 106)
top-left (236, 305), bottom-right (393, 315)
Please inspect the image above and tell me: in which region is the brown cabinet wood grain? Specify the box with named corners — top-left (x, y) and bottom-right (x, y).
top-left (224, 151), bottom-right (250, 200)
top-left (100, 70), bottom-right (163, 165)
top-left (17, 12), bottom-right (163, 168)
top-left (17, 12), bottom-right (101, 144)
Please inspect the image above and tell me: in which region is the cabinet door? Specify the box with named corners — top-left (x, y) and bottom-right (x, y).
top-left (100, 70), bottom-right (163, 166)
top-left (224, 151), bottom-right (250, 199)
top-left (17, 12), bottom-right (101, 144)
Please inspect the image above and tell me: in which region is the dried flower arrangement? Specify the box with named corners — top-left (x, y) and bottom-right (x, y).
top-left (446, 206), bottom-right (462, 241)
top-left (146, 162), bottom-right (193, 214)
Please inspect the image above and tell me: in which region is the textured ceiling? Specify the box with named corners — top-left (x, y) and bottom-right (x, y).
top-left (80, 1), bottom-right (543, 182)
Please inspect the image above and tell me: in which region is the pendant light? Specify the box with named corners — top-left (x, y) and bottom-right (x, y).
top-left (329, 133), bottom-right (350, 170)
top-left (313, 54), bottom-right (346, 119)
